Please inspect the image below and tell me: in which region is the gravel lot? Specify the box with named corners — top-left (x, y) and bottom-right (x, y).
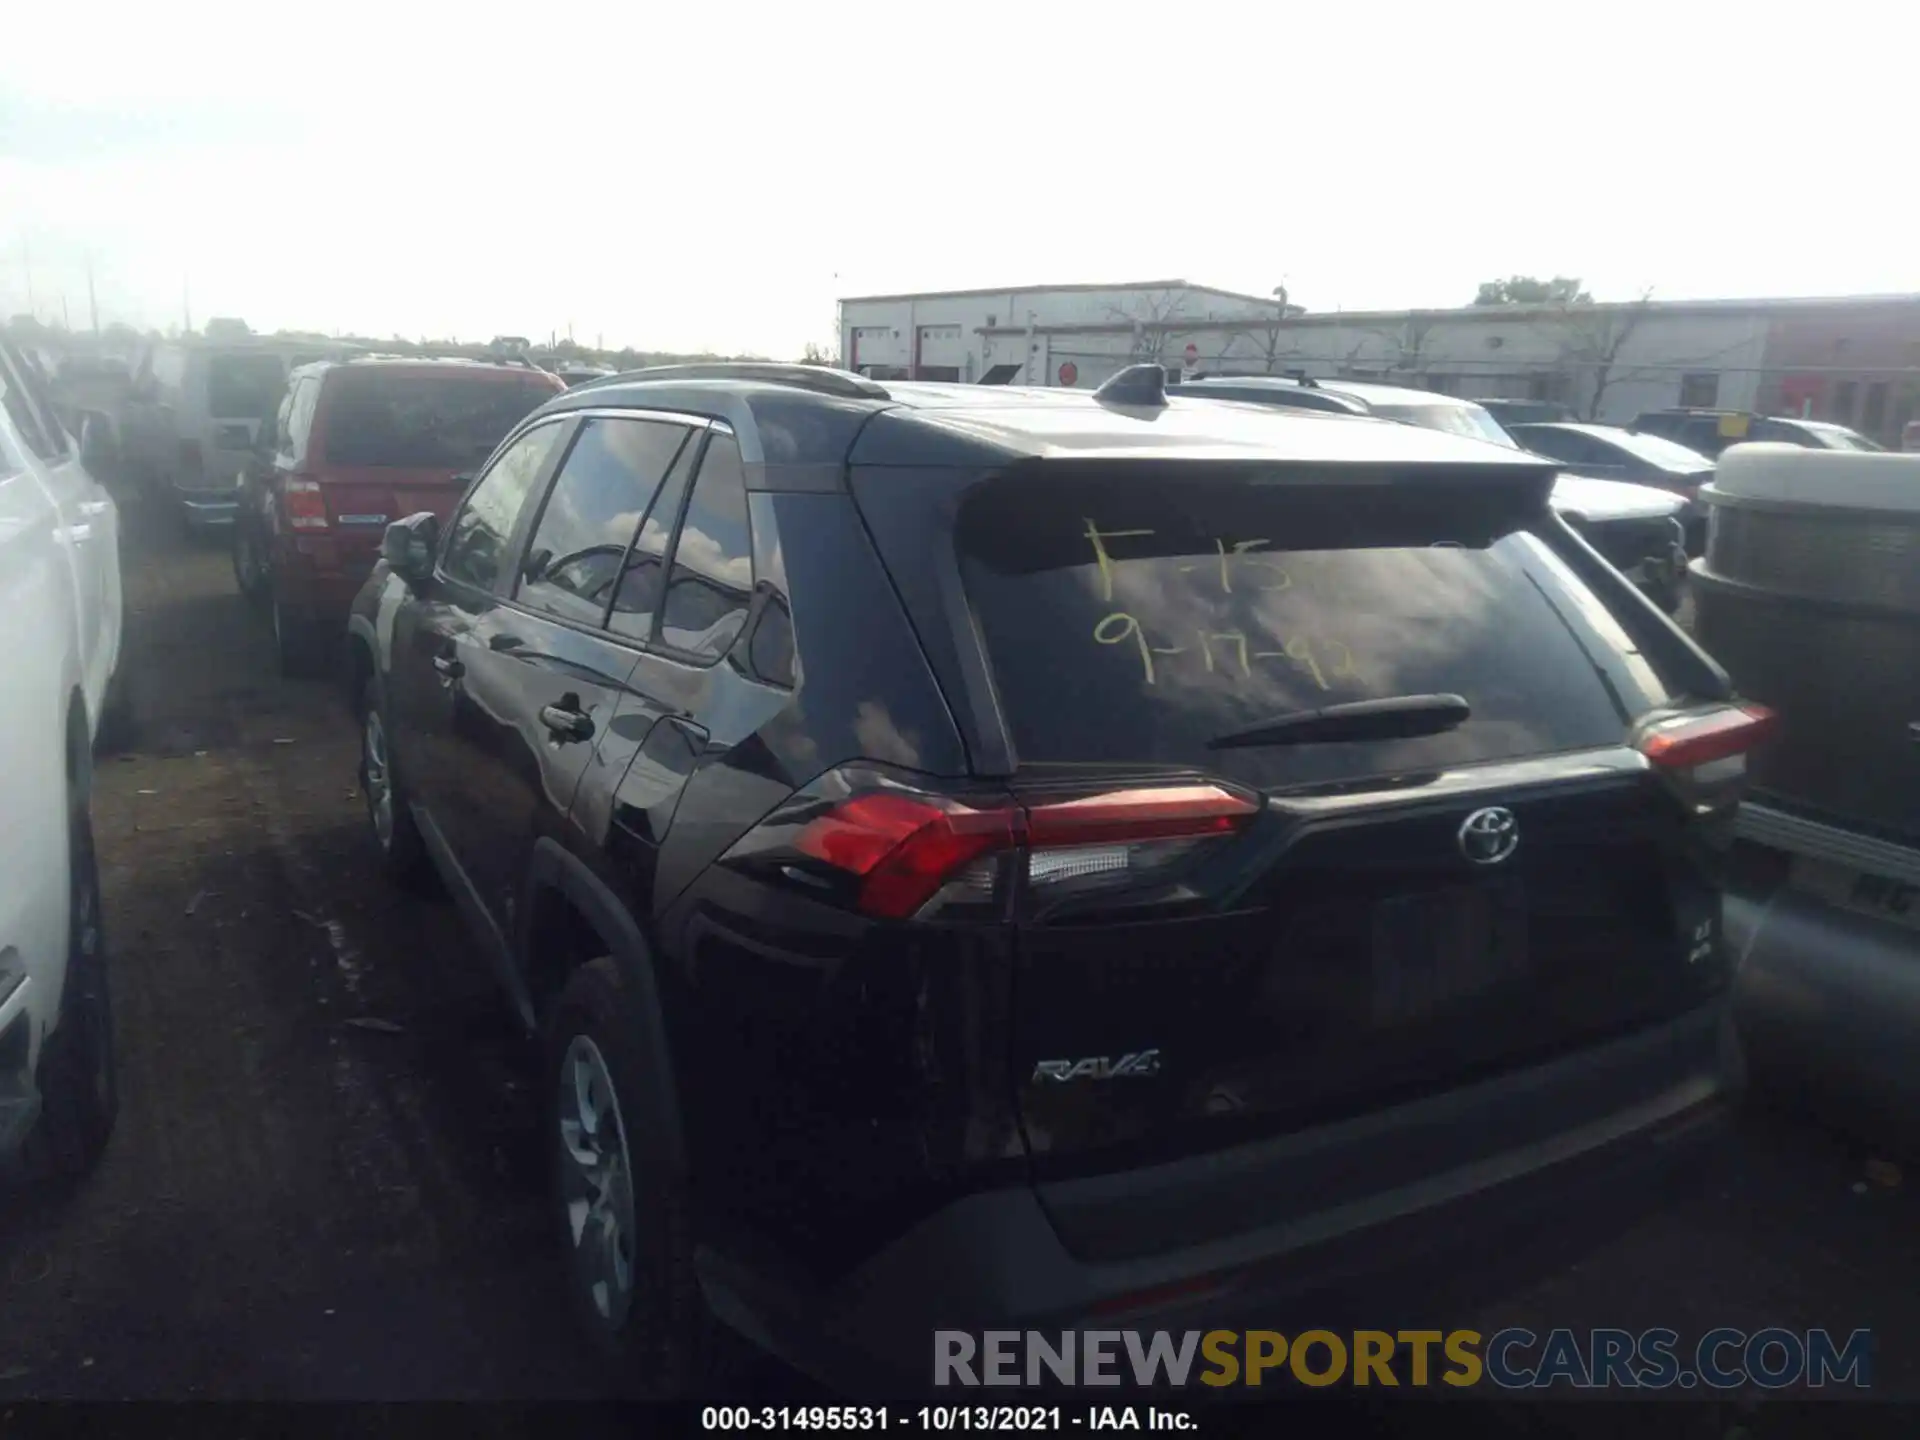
top-left (1, 488), bottom-right (1914, 1418)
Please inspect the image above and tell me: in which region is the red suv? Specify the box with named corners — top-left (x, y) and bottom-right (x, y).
top-left (233, 357), bottom-right (564, 672)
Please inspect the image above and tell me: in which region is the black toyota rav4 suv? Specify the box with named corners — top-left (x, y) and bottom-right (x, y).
top-left (346, 362), bottom-right (1767, 1395)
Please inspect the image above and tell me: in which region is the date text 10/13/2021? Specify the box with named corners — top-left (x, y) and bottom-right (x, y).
top-left (701, 1407), bottom-right (1193, 1431)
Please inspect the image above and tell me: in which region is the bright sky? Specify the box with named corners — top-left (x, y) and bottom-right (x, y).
top-left (1, 2), bottom-right (1911, 358)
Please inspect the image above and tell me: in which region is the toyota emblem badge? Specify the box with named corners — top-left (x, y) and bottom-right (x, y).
top-left (1458, 806), bottom-right (1520, 865)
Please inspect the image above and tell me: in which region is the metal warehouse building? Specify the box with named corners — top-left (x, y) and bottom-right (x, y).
top-left (839, 282), bottom-right (1920, 446)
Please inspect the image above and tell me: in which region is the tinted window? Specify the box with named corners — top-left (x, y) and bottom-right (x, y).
top-left (516, 419), bottom-right (692, 629)
top-left (607, 436), bottom-right (700, 641)
top-left (956, 472), bottom-right (1670, 790)
top-left (441, 421), bottom-right (567, 592)
top-left (206, 353), bottom-right (288, 419)
top-left (1513, 426), bottom-right (1590, 464)
top-left (320, 371), bottom-right (557, 469)
top-left (1371, 402), bottom-right (1518, 449)
top-left (1751, 419), bottom-right (1817, 447)
top-left (270, 389), bottom-right (294, 452)
top-left (1, 354), bottom-right (58, 461)
top-left (282, 376), bottom-right (321, 463)
top-left (659, 433), bottom-right (754, 659)
top-left (1603, 429), bottom-right (1714, 471)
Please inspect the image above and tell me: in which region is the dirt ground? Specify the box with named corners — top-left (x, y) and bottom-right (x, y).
top-left (1, 487), bottom-right (1916, 1413)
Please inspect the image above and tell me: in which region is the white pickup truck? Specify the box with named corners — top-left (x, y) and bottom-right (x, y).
top-left (0, 330), bottom-right (124, 1188)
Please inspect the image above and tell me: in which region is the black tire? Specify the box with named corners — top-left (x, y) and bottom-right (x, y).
top-left (95, 663), bottom-right (137, 755)
top-left (232, 524), bottom-right (269, 605)
top-left (543, 957), bottom-right (737, 1398)
top-left (22, 795), bottom-right (118, 1189)
top-left (271, 595), bottom-right (320, 678)
top-left (357, 670), bottom-right (431, 889)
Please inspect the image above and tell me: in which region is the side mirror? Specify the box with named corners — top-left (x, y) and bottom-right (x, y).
top-left (382, 512), bottom-right (439, 588)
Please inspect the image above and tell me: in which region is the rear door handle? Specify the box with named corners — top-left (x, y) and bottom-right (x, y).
top-left (540, 704), bottom-right (594, 743)
top-left (433, 655), bottom-right (464, 679)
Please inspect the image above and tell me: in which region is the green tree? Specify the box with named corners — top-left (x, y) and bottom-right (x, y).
top-left (1473, 276), bottom-right (1592, 307)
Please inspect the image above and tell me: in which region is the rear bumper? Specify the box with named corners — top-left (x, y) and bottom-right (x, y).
top-left (273, 573), bottom-right (369, 629)
top-left (700, 1001), bottom-right (1742, 1395)
top-left (174, 488), bottom-right (238, 526)
top-left (1728, 805), bottom-right (1920, 1134)
top-left (273, 539), bottom-right (382, 628)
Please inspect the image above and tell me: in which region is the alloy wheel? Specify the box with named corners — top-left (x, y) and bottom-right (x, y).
top-left (556, 1034), bottom-right (637, 1329)
top-left (362, 707), bottom-right (394, 851)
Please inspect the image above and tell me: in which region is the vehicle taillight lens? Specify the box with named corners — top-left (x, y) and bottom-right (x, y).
top-left (1637, 704), bottom-right (1776, 801)
top-left (281, 477), bottom-right (330, 531)
top-left (793, 793), bottom-right (1020, 920)
top-left (179, 439), bottom-right (203, 470)
top-left (769, 773), bottom-right (1261, 920)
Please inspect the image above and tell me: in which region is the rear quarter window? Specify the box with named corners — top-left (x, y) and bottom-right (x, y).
top-left (956, 469), bottom-right (1675, 790)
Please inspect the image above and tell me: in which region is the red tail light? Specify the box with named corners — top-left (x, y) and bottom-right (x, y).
top-left (783, 778), bottom-right (1260, 920)
top-left (794, 794), bottom-right (1020, 920)
top-left (280, 476), bottom-right (330, 532)
top-left (1638, 703), bottom-right (1776, 772)
top-left (178, 439), bottom-right (203, 470)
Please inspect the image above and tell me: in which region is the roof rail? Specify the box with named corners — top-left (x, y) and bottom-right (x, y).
top-left (346, 350), bottom-right (545, 370)
top-left (605, 362), bottom-right (891, 400)
top-left (1187, 369), bottom-right (1321, 389)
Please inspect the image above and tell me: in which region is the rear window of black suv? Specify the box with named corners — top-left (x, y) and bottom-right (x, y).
top-left (956, 468), bottom-right (1675, 790)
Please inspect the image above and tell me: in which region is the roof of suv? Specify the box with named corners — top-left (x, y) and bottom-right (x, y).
top-left (290, 355), bottom-right (561, 382)
top-left (526, 365), bottom-right (1555, 472)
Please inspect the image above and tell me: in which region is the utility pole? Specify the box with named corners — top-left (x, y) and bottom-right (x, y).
top-left (87, 254), bottom-right (99, 334)
top-left (183, 276), bottom-right (192, 335)
top-left (62, 295), bottom-right (71, 330)
top-left (22, 237), bottom-right (35, 318)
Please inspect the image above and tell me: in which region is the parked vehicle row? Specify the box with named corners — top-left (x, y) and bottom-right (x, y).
top-left (0, 329), bottom-right (124, 1192)
top-left (228, 355), bottom-right (563, 674)
top-left (118, 337), bottom-right (363, 530)
top-left (341, 361), bottom-right (1767, 1394)
top-left (1630, 407), bottom-right (1885, 458)
top-left (1173, 374), bottom-right (1696, 610)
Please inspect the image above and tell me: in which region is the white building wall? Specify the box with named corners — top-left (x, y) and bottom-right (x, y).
top-left (842, 284), bottom-right (1280, 386)
top-left (841, 286), bottom-right (1773, 420)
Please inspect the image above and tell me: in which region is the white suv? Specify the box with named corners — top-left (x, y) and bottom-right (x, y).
top-left (0, 332), bottom-right (124, 1187)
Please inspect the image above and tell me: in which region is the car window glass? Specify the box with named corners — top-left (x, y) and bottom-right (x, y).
top-left (206, 352), bottom-right (287, 420)
top-left (606, 435), bottom-right (701, 642)
top-left (283, 377), bottom-right (320, 462)
top-left (318, 370), bottom-right (557, 470)
top-left (516, 419), bottom-right (693, 629)
top-left (659, 432), bottom-right (754, 659)
top-left (1517, 427), bottom-right (1584, 463)
top-left (956, 472), bottom-right (1672, 792)
top-left (1606, 429), bottom-right (1712, 470)
top-left (440, 421), bottom-right (567, 592)
top-left (267, 390), bottom-right (294, 456)
top-left (0, 343), bottom-right (67, 461)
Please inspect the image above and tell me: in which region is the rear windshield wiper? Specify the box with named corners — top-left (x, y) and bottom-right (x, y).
top-left (1207, 694), bottom-right (1471, 750)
